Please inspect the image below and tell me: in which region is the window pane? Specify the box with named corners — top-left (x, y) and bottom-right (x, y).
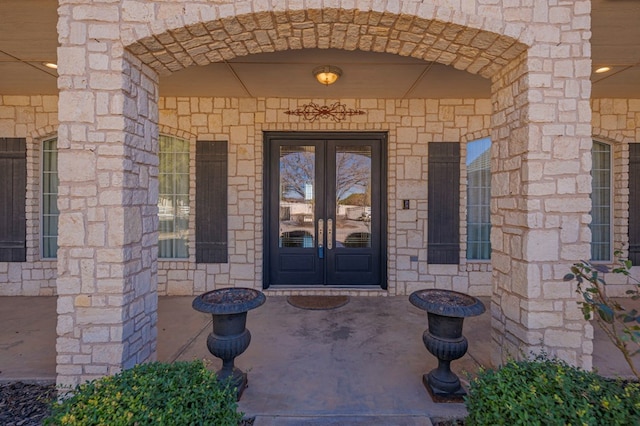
top-left (159, 172), bottom-right (174, 194)
top-left (336, 145), bottom-right (372, 249)
top-left (278, 145), bottom-right (316, 248)
top-left (590, 141), bottom-right (611, 261)
top-left (466, 138), bottom-right (491, 260)
top-left (158, 135), bottom-right (190, 259)
top-left (42, 138), bottom-right (59, 259)
top-left (175, 172), bottom-right (190, 195)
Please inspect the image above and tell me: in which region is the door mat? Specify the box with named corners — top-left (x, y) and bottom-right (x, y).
top-left (287, 295), bottom-right (350, 310)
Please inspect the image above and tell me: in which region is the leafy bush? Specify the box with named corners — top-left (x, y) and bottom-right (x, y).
top-left (465, 357), bottom-right (640, 426)
top-left (45, 361), bottom-right (243, 426)
top-left (564, 252), bottom-right (640, 379)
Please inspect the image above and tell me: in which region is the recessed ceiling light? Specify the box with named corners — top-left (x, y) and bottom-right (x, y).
top-left (43, 62), bottom-right (58, 69)
top-left (595, 66), bottom-right (611, 74)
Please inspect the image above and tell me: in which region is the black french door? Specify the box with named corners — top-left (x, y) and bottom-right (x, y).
top-left (264, 132), bottom-right (386, 288)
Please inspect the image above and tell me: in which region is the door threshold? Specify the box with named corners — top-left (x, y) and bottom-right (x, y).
top-left (267, 285), bottom-right (384, 289)
top-left (263, 285), bottom-right (388, 295)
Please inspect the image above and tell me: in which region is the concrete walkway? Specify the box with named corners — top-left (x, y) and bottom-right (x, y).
top-left (1, 295), bottom-right (638, 424)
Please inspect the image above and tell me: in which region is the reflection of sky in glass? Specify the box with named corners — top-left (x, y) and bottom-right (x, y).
top-left (466, 137), bottom-right (491, 165)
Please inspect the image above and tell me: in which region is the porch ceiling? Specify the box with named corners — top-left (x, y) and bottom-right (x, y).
top-left (0, 0), bottom-right (638, 98)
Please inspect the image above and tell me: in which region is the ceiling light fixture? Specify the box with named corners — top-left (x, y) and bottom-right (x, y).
top-left (43, 62), bottom-right (58, 69)
top-left (595, 66), bottom-right (611, 74)
top-left (313, 65), bottom-right (342, 85)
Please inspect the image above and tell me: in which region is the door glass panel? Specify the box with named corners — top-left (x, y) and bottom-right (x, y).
top-left (279, 145), bottom-right (315, 248)
top-left (335, 145), bottom-right (372, 248)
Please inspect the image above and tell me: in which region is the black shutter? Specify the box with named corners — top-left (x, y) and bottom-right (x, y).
top-left (428, 142), bottom-right (460, 264)
top-left (629, 144), bottom-right (640, 265)
top-left (0, 138), bottom-right (27, 262)
top-left (196, 141), bottom-right (228, 263)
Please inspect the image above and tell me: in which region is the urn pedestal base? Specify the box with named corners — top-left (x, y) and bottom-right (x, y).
top-left (423, 374), bottom-right (466, 403)
top-left (221, 367), bottom-right (248, 400)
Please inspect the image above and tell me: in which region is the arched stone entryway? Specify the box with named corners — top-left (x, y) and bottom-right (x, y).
top-left (55, 1), bottom-right (593, 387)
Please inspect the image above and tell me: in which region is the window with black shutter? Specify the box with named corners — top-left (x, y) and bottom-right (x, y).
top-left (0, 138), bottom-right (27, 262)
top-left (629, 144), bottom-right (640, 265)
top-left (428, 142), bottom-right (460, 264)
top-left (196, 141), bottom-right (228, 263)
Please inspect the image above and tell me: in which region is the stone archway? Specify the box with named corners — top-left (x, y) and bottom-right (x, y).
top-left (124, 7), bottom-right (529, 78)
top-left (55, 1), bottom-right (593, 387)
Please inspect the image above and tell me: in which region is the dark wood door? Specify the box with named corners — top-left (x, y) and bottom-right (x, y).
top-left (264, 132), bottom-right (386, 288)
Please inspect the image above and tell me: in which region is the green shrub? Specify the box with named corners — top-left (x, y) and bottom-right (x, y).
top-left (564, 252), bottom-right (640, 380)
top-left (45, 361), bottom-right (243, 426)
top-left (465, 357), bottom-right (640, 426)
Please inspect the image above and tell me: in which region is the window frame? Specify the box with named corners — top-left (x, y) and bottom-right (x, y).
top-left (40, 137), bottom-right (58, 260)
top-left (590, 139), bottom-right (613, 262)
top-left (158, 134), bottom-right (190, 260)
top-left (465, 137), bottom-right (492, 261)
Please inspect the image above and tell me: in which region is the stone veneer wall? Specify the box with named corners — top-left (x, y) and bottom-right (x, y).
top-left (3, 95), bottom-right (492, 298)
top-left (157, 96), bottom-right (494, 297)
top-left (55, 41), bottom-right (160, 384)
top-left (592, 99), bottom-right (640, 295)
top-left (0, 97), bottom-right (638, 297)
top-left (488, 0), bottom-right (593, 367)
top-left (0, 95), bottom-right (58, 296)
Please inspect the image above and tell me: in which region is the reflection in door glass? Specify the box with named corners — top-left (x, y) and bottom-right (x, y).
top-left (279, 146), bottom-right (316, 248)
top-left (335, 146), bottom-right (372, 248)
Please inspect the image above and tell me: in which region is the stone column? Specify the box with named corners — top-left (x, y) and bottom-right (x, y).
top-left (490, 2), bottom-right (593, 368)
top-left (56, 2), bottom-right (159, 387)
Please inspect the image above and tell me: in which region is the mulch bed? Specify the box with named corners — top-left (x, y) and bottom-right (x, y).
top-left (0, 381), bottom-right (256, 425)
top-left (0, 382), bottom-right (57, 426)
top-left (432, 419), bottom-right (465, 426)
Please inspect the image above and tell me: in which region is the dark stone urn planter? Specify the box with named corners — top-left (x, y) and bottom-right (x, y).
top-left (192, 287), bottom-right (266, 400)
top-left (409, 289), bottom-right (485, 401)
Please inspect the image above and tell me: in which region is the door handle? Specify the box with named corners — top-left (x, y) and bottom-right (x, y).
top-left (327, 219), bottom-right (333, 250)
top-left (318, 219), bottom-right (324, 258)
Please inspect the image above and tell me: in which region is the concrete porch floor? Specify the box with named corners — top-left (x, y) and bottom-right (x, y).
top-left (1, 295), bottom-right (638, 424)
